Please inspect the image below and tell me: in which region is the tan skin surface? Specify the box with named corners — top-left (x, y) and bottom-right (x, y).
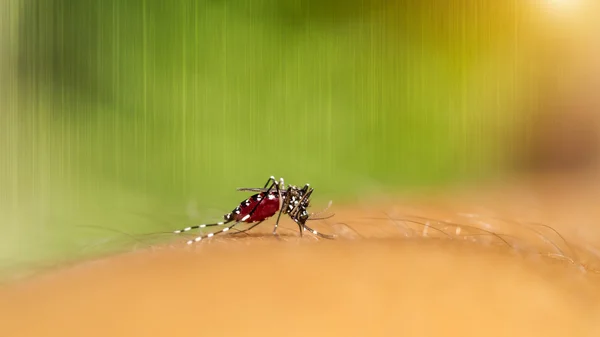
top-left (1, 175), bottom-right (600, 337)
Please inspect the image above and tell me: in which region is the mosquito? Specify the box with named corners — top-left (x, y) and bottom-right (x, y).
top-left (172, 176), bottom-right (336, 244)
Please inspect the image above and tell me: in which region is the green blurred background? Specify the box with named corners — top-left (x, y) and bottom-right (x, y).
top-left (1, 0), bottom-right (597, 275)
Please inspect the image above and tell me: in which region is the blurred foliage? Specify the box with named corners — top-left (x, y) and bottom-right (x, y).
top-left (1, 0), bottom-right (551, 271)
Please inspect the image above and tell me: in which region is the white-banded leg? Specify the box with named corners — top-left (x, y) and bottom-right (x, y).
top-left (302, 223), bottom-right (337, 239)
top-left (272, 185), bottom-right (292, 236)
top-left (265, 176), bottom-right (279, 189)
top-left (186, 214), bottom-right (251, 245)
top-left (265, 177), bottom-right (283, 234)
top-left (172, 219), bottom-right (232, 234)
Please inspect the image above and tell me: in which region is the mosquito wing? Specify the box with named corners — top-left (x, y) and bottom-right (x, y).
top-left (236, 187), bottom-right (268, 192)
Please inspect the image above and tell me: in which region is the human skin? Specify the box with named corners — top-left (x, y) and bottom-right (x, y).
top-left (1, 175), bottom-right (600, 337)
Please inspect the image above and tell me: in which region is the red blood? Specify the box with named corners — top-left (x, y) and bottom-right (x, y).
top-left (234, 193), bottom-right (280, 223)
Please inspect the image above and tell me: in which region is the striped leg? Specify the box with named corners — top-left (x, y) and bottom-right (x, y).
top-left (302, 223), bottom-right (336, 239)
top-left (172, 220), bottom-right (232, 234)
top-left (185, 214), bottom-right (252, 245)
top-left (272, 185), bottom-right (291, 236)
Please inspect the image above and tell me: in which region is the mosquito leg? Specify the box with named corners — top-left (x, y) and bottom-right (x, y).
top-left (172, 219), bottom-right (233, 234)
top-left (302, 223), bottom-right (337, 239)
top-left (273, 177), bottom-right (285, 234)
top-left (229, 220), bottom-right (264, 236)
top-left (264, 176), bottom-right (278, 188)
top-left (186, 216), bottom-right (250, 245)
top-left (272, 186), bottom-right (291, 235)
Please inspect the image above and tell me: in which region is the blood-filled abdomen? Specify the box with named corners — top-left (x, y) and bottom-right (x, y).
top-left (234, 192), bottom-right (280, 223)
